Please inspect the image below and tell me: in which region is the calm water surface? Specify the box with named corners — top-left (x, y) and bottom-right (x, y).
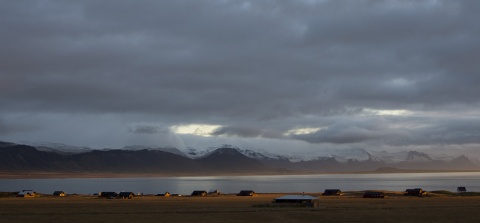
top-left (1, 172), bottom-right (479, 195)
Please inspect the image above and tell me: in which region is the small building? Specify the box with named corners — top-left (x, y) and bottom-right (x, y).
top-left (208, 189), bottom-right (220, 196)
top-left (457, 187), bottom-right (467, 193)
top-left (405, 188), bottom-right (427, 197)
top-left (322, 189), bottom-right (342, 196)
top-left (53, 191), bottom-right (67, 197)
top-left (17, 190), bottom-right (37, 198)
top-left (191, 190), bottom-right (208, 196)
top-left (118, 192), bottom-right (135, 199)
top-left (99, 192), bottom-right (118, 199)
top-left (237, 190), bottom-right (257, 196)
top-left (155, 192), bottom-right (171, 197)
top-left (273, 195), bottom-right (319, 207)
top-left (363, 191), bottom-right (385, 198)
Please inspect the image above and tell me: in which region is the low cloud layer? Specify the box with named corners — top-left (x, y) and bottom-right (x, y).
top-left (1, 1), bottom-right (480, 154)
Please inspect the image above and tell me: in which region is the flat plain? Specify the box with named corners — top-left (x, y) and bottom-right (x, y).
top-left (1, 192), bottom-right (480, 223)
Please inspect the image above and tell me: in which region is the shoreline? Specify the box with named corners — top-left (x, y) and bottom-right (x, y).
top-left (2, 169), bottom-right (480, 179)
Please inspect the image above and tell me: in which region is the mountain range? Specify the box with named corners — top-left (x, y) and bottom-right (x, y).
top-left (0, 141), bottom-right (479, 175)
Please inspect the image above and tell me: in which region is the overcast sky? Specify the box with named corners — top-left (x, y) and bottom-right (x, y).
top-left (1, 0), bottom-right (480, 155)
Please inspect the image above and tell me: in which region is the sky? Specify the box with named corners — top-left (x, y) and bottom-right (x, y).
top-left (1, 0), bottom-right (480, 155)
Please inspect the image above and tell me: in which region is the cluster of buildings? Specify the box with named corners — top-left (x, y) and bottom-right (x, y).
top-left (14, 187), bottom-right (469, 207)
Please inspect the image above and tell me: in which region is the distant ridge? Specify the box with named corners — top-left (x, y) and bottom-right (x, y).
top-left (0, 141), bottom-right (478, 175)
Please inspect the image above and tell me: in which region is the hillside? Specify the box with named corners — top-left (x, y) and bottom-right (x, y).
top-left (0, 142), bottom-right (276, 174)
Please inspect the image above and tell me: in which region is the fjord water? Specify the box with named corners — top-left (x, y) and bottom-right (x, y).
top-left (1, 172), bottom-right (479, 195)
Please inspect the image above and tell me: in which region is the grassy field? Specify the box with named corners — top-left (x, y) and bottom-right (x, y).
top-left (1, 192), bottom-right (480, 223)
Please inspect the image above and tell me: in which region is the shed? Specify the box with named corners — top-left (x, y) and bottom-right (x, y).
top-left (322, 189), bottom-right (342, 196)
top-left (99, 192), bottom-right (118, 199)
top-left (273, 195), bottom-right (319, 207)
top-left (118, 192), bottom-right (135, 199)
top-left (53, 191), bottom-right (67, 197)
top-left (237, 190), bottom-right (257, 196)
top-left (457, 187), bottom-right (467, 193)
top-left (191, 190), bottom-right (207, 196)
top-left (405, 188), bottom-right (427, 197)
top-left (363, 191), bottom-right (385, 198)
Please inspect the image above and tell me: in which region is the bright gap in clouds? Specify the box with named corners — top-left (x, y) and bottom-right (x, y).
top-left (284, 127), bottom-right (324, 136)
top-left (170, 124), bottom-right (222, 137)
top-left (362, 108), bottom-right (413, 116)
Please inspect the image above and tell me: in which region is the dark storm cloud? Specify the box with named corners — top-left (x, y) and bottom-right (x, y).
top-left (212, 126), bottom-right (283, 139)
top-left (128, 124), bottom-right (164, 134)
top-left (290, 117), bottom-right (406, 144)
top-left (1, 0), bottom-right (480, 150)
top-left (292, 115), bottom-right (480, 146)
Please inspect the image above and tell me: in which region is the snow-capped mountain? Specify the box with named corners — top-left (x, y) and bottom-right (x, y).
top-left (182, 146), bottom-right (376, 163)
top-left (20, 142), bottom-right (188, 157)
top-left (326, 148), bottom-right (377, 162)
top-left (3, 140), bottom-right (478, 173)
top-left (25, 142), bottom-right (94, 154)
top-left (369, 151), bottom-right (434, 163)
top-left (246, 147), bottom-right (377, 163)
top-left (17, 141), bottom-right (478, 166)
top-left (182, 147), bottom-right (216, 159)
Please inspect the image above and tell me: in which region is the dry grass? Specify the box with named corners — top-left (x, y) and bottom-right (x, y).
top-left (1, 193), bottom-right (480, 223)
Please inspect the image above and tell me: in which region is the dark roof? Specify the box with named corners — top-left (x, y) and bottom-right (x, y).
top-left (99, 192), bottom-right (118, 197)
top-left (322, 189), bottom-right (342, 195)
top-left (405, 188), bottom-right (423, 192)
top-left (405, 188), bottom-right (426, 196)
top-left (237, 190), bottom-right (256, 196)
top-left (118, 192), bottom-right (134, 196)
top-left (191, 190), bottom-right (207, 196)
top-left (53, 191), bottom-right (65, 195)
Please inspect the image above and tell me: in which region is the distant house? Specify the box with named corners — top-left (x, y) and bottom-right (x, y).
top-left (363, 191), bottom-right (385, 198)
top-left (457, 187), bottom-right (467, 193)
top-left (99, 192), bottom-right (118, 199)
top-left (237, 190), bottom-right (257, 196)
top-left (273, 195), bottom-right (319, 207)
top-left (322, 189), bottom-right (342, 196)
top-left (208, 189), bottom-right (220, 196)
top-left (53, 191), bottom-right (66, 197)
top-left (156, 192), bottom-right (172, 197)
top-left (191, 190), bottom-right (207, 196)
top-left (405, 188), bottom-right (427, 197)
top-left (17, 190), bottom-right (37, 198)
top-left (118, 192), bottom-right (135, 199)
